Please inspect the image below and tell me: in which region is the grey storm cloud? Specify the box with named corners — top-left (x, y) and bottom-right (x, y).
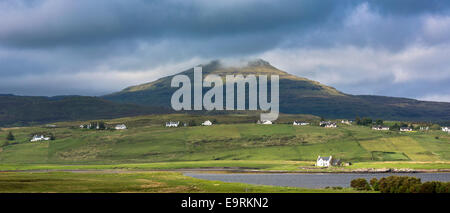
top-left (0, 0), bottom-right (336, 47)
top-left (0, 0), bottom-right (450, 100)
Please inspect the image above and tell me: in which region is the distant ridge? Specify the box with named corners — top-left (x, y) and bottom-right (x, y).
top-left (0, 95), bottom-right (170, 126)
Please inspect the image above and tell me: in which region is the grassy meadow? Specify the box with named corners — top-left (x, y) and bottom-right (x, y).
top-left (0, 114), bottom-right (449, 168)
top-left (0, 171), bottom-right (360, 193)
top-left (0, 114), bottom-right (449, 192)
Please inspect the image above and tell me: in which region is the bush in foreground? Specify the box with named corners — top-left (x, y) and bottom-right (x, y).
top-left (350, 178), bottom-right (371, 191)
top-left (352, 176), bottom-right (450, 193)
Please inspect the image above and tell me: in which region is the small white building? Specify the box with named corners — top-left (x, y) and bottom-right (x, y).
top-left (201, 120), bottom-right (213, 126)
top-left (442, 127), bottom-right (450, 132)
top-left (320, 121), bottom-right (336, 128)
top-left (400, 127), bottom-right (413, 132)
top-left (372, 125), bottom-right (390, 131)
top-left (261, 120), bottom-right (272, 125)
top-left (293, 121), bottom-right (309, 126)
top-left (115, 124), bottom-right (127, 130)
top-left (420, 126), bottom-right (429, 131)
top-left (325, 123), bottom-right (337, 128)
top-left (316, 155), bottom-right (341, 167)
top-left (316, 156), bottom-right (332, 167)
top-left (30, 135), bottom-right (50, 142)
top-left (166, 121), bottom-right (180, 127)
top-left (341, 120), bottom-right (351, 125)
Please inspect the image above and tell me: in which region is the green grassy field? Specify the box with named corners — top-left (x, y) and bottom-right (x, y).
top-left (0, 160), bottom-right (448, 172)
top-left (0, 171), bottom-right (359, 193)
top-left (0, 114), bottom-right (449, 193)
top-left (1, 114), bottom-right (449, 167)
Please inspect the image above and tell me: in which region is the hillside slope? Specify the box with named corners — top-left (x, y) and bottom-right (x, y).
top-left (0, 94), bottom-right (170, 126)
top-left (104, 60), bottom-right (450, 121)
top-left (1, 118), bottom-right (449, 164)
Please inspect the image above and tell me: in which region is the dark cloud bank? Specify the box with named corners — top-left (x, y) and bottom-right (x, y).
top-left (0, 0), bottom-right (449, 101)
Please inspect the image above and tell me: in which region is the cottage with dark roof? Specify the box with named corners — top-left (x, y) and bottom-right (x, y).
top-left (400, 127), bottom-right (413, 132)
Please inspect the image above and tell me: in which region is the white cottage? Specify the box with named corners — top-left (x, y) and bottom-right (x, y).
top-left (30, 135), bottom-right (50, 142)
top-left (400, 127), bottom-right (413, 132)
top-left (115, 124), bottom-right (127, 130)
top-left (442, 127), bottom-right (450, 132)
top-left (372, 125), bottom-right (390, 131)
top-left (316, 155), bottom-right (341, 167)
top-left (420, 126), bottom-right (429, 131)
top-left (320, 121), bottom-right (337, 128)
top-left (261, 120), bottom-right (272, 125)
top-left (166, 121), bottom-right (180, 127)
top-left (341, 120), bottom-right (351, 125)
top-left (293, 121), bottom-right (309, 126)
top-left (202, 120), bottom-right (213, 126)
top-left (325, 123), bottom-right (337, 128)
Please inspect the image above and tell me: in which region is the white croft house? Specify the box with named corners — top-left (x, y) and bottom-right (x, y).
top-left (320, 121), bottom-right (337, 128)
top-left (202, 120), bottom-right (213, 126)
top-left (316, 156), bottom-right (341, 167)
top-left (420, 126), bottom-right (429, 131)
top-left (293, 121), bottom-right (309, 126)
top-left (325, 123), bottom-right (337, 128)
top-left (166, 121), bottom-right (180, 127)
top-left (442, 127), bottom-right (450, 132)
top-left (115, 124), bottom-right (127, 130)
top-left (261, 120), bottom-right (272, 125)
top-left (372, 125), bottom-right (390, 131)
top-left (30, 135), bottom-right (50, 142)
top-left (400, 127), bottom-right (413, 132)
top-left (341, 120), bottom-right (351, 125)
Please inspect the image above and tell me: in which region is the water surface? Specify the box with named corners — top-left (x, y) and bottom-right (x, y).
top-left (185, 172), bottom-right (450, 188)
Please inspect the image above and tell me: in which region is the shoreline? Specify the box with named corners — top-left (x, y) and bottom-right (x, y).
top-left (1, 167), bottom-right (450, 174)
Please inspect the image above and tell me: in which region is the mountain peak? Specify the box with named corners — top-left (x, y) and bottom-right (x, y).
top-left (105, 58), bottom-right (345, 103)
top-left (247, 59), bottom-right (271, 67)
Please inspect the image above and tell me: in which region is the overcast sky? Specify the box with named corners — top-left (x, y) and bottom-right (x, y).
top-left (1, 0), bottom-right (450, 102)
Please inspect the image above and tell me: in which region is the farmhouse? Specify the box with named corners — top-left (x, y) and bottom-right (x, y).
top-left (30, 135), bottom-right (50, 142)
top-left (400, 127), bottom-right (413, 132)
top-left (316, 155), bottom-right (341, 167)
top-left (325, 123), bottom-right (337, 128)
top-left (420, 126), bottom-right (429, 131)
top-left (442, 127), bottom-right (450, 132)
top-left (319, 121), bottom-right (337, 128)
top-left (166, 121), bottom-right (180, 127)
top-left (115, 124), bottom-right (127, 130)
top-left (293, 121), bottom-right (309, 126)
top-left (261, 120), bottom-right (272, 125)
top-left (341, 120), bottom-right (351, 125)
top-left (202, 120), bottom-right (213, 126)
top-left (372, 125), bottom-right (390, 131)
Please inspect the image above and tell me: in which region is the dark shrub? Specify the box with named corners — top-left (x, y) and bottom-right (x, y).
top-left (419, 182), bottom-right (435, 193)
top-left (377, 176), bottom-right (421, 193)
top-left (437, 182), bottom-right (450, 193)
top-left (366, 176), bottom-right (449, 193)
top-left (419, 181), bottom-right (450, 193)
top-left (370, 178), bottom-right (379, 191)
top-left (350, 178), bottom-right (371, 191)
top-left (6, 131), bottom-right (15, 141)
